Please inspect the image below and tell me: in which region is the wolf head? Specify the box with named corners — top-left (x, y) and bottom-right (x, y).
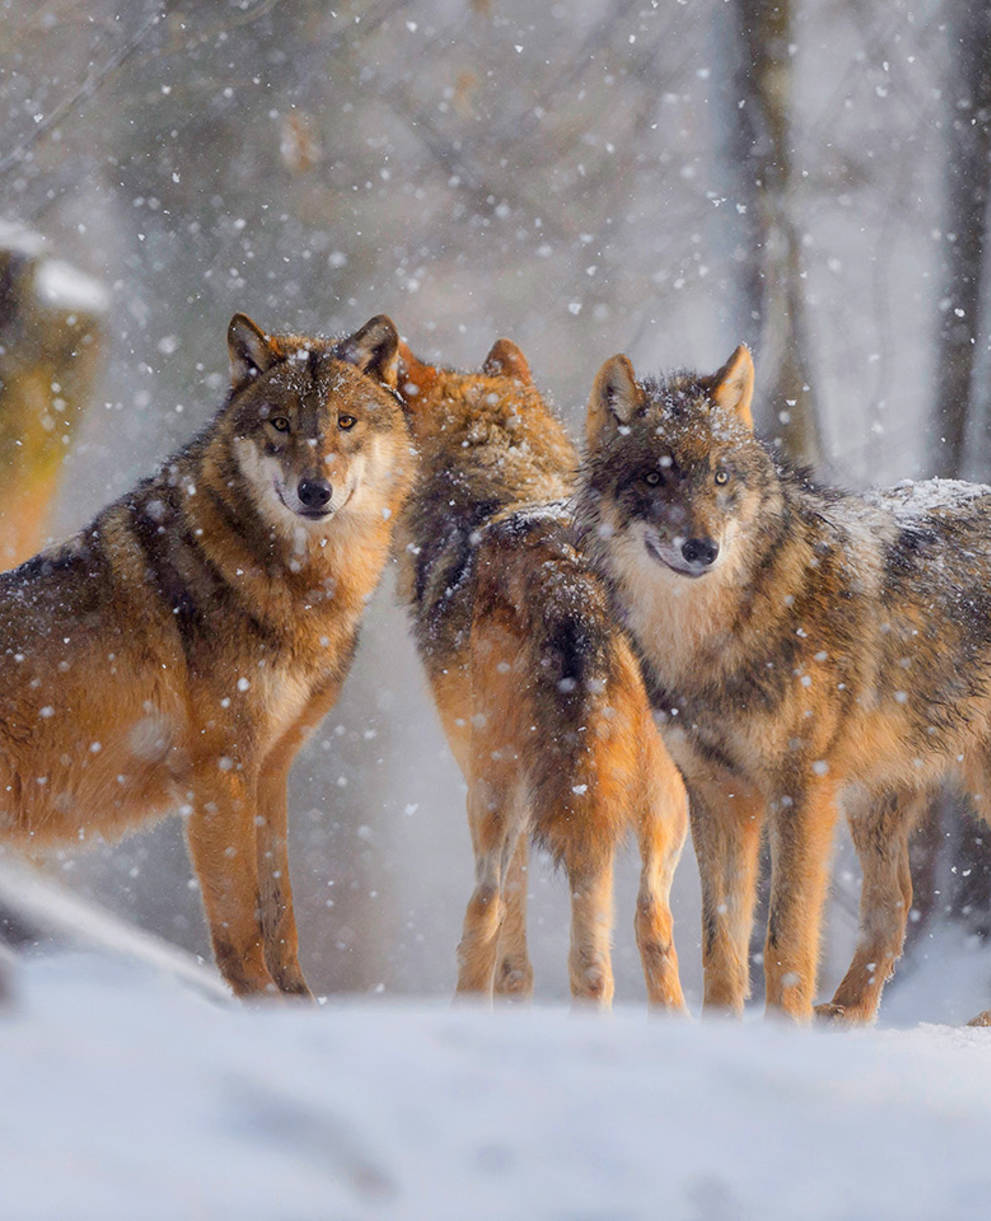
top-left (222, 313), bottom-right (410, 534)
top-left (580, 345), bottom-right (783, 583)
top-left (396, 335), bottom-right (575, 481)
top-left (398, 336), bottom-right (535, 437)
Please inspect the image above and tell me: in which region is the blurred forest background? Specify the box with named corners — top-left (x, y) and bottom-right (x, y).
top-left (1, 0), bottom-right (990, 1010)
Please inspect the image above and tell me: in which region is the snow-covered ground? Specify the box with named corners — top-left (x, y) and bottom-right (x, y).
top-left (3, 949), bottom-right (991, 1221)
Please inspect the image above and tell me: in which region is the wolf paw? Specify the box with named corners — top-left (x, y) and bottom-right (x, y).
top-left (814, 1002), bottom-right (857, 1025)
top-left (494, 960), bottom-right (533, 1000)
top-left (967, 1009), bottom-right (991, 1028)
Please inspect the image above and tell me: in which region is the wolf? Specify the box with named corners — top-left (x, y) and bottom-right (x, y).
top-left (0, 312), bottom-right (413, 999)
top-left (577, 344), bottom-right (991, 1025)
top-left (394, 337), bottom-right (687, 1008)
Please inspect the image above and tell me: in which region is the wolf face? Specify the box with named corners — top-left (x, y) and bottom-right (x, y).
top-left (582, 347), bottom-right (781, 586)
top-left (225, 313), bottom-right (403, 536)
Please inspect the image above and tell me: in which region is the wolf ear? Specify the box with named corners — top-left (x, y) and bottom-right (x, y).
top-left (709, 344), bottom-right (754, 428)
top-left (587, 354), bottom-right (642, 439)
top-left (228, 314), bottom-right (278, 388)
top-left (342, 314), bottom-right (399, 389)
top-left (482, 338), bottom-right (532, 383)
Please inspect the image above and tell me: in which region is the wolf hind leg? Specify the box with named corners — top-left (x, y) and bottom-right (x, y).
top-left (493, 835), bottom-right (534, 1001)
top-left (962, 754), bottom-right (991, 1027)
top-left (816, 789), bottom-right (922, 1026)
top-left (455, 776), bottom-right (524, 1000)
top-left (634, 727), bottom-right (689, 1012)
top-left (563, 845), bottom-right (616, 1008)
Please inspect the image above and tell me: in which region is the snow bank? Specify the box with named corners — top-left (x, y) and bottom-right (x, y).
top-left (2, 952), bottom-right (990, 1221)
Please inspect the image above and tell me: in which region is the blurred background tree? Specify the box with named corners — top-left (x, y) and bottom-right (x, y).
top-left (0, 226), bottom-right (105, 567)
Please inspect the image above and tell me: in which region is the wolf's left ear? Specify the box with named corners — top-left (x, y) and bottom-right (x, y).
top-left (228, 313), bottom-right (278, 388)
top-left (482, 338), bottom-right (532, 383)
top-left (342, 314), bottom-right (400, 389)
top-left (708, 344), bottom-right (754, 428)
top-left (587, 354), bottom-right (643, 440)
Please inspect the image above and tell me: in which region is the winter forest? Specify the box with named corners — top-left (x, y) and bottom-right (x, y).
top-left (2, 2), bottom-right (991, 1218)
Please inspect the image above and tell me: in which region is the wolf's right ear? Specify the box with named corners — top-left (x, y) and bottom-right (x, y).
top-left (482, 338), bottom-right (532, 383)
top-left (342, 314), bottom-right (400, 389)
top-left (586, 354), bottom-right (643, 440)
top-left (708, 344), bottom-right (754, 428)
top-left (228, 314), bottom-right (278, 389)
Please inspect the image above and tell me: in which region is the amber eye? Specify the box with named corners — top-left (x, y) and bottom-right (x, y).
top-left (714, 468), bottom-right (729, 486)
top-left (644, 470), bottom-right (662, 486)
top-left (269, 417), bottom-right (290, 433)
top-left (338, 414), bottom-right (357, 431)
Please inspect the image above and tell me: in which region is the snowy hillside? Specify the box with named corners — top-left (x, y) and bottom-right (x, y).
top-left (3, 950), bottom-right (991, 1221)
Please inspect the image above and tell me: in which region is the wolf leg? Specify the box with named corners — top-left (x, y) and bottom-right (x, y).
top-left (817, 790), bottom-right (921, 1025)
top-left (255, 758), bottom-right (311, 999)
top-left (634, 730), bottom-right (689, 1012)
top-left (187, 761), bottom-right (276, 999)
top-left (254, 684), bottom-right (342, 999)
top-left (493, 835), bottom-right (534, 1000)
top-left (765, 778), bottom-right (840, 1021)
top-left (455, 778), bottom-right (518, 999)
top-left (565, 848), bottom-right (616, 1007)
top-left (689, 778), bottom-right (764, 1015)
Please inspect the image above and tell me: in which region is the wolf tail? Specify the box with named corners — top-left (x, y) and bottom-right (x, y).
top-left (471, 517), bottom-right (632, 869)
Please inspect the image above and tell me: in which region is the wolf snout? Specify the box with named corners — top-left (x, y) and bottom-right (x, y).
top-left (297, 477), bottom-right (333, 512)
top-left (680, 537), bottom-right (719, 567)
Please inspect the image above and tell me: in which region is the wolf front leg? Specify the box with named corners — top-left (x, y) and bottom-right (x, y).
top-left (187, 759), bottom-right (276, 999)
top-left (254, 751), bottom-right (311, 999)
top-left (765, 776), bottom-right (841, 1021)
top-left (689, 778), bottom-right (765, 1016)
top-left (254, 682), bottom-right (343, 999)
top-left (634, 731), bottom-right (689, 1012)
top-left (816, 789), bottom-right (921, 1025)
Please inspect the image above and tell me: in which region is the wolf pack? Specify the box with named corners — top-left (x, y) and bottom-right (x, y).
top-left (1, 310), bottom-right (989, 1029)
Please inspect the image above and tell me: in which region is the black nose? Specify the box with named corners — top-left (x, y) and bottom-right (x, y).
top-left (297, 478), bottom-right (332, 509)
top-left (681, 537), bottom-right (719, 567)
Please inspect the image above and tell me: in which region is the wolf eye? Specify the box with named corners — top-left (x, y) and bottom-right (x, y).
top-left (644, 471), bottom-right (663, 486)
top-left (714, 468), bottom-right (729, 486)
top-left (269, 417), bottom-right (290, 433)
top-left (338, 414), bottom-right (357, 430)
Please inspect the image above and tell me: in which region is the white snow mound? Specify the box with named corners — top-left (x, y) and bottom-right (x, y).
top-left (2, 952), bottom-right (991, 1220)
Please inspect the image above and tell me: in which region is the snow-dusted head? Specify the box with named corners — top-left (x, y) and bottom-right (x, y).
top-left (221, 313), bottom-right (411, 535)
top-left (580, 344), bottom-right (781, 582)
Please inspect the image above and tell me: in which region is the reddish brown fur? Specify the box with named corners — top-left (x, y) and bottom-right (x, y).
top-left (0, 314), bottom-right (413, 998)
top-left (579, 345), bottom-right (991, 1023)
top-left (395, 340), bottom-right (687, 1008)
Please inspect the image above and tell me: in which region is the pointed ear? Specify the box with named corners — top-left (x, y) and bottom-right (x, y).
top-left (586, 354), bottom-right (642, 440)
top-left (228, 313), bottom-right (277, 388)
top-left (397, 339), bottom-right (416, 377)
top-left (709, 343), bottom-right (754, 428)
top-left (341, 314), bottom-right (399, 389)
top-left (482, 338), bottom-right (531, 383)
top-left (396, 339), bottom-right (439, 407)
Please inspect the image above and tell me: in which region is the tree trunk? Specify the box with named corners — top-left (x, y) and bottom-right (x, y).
top-left (931, 4), bottom-right (991, 479)
top-left (731, 0), bottom-right (823, 467)
top-left (920, 4), bottom-right (991, 944)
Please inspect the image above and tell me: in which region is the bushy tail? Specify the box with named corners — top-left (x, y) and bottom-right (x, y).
top-left (473, 519), bottom-right (629, 869)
